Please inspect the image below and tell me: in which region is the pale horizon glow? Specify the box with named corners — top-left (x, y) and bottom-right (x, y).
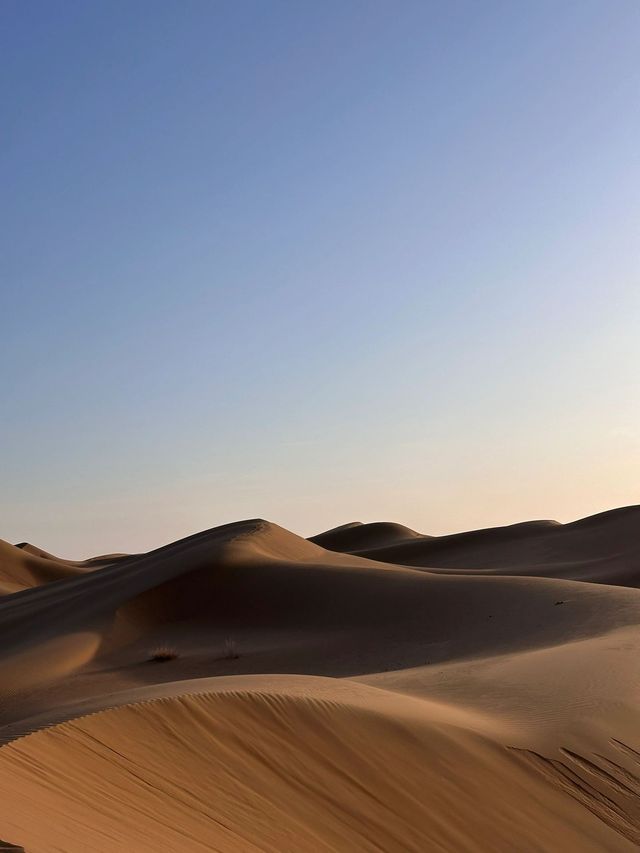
top-left (2, 0), bottom-right (640, 558)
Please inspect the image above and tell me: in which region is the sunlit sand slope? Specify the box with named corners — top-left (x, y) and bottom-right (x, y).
top-left (0, 679), bottom-right (631, 853)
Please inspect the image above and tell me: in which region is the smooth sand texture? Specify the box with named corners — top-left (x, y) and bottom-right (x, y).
top-left (0, 508), bottom-right (640, 850)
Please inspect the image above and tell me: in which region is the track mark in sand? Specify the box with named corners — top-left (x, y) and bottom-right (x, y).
top-left (559, 748), bottom-right (639, 797)
top-left (610, 738), bottom-right (640, 765)
top-left (510, 746), bottom-right (640, 846)
top-left (593, 752), bottom-right (640, 796)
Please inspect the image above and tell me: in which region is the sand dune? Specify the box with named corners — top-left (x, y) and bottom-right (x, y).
top-left (1, 508), bottom-right (640, 850)
top-left (0, 680), bottom-right (633, 852)
top-left (0, 539), bottom-right (85, 593)
top-left (311, 505), bottom-right (640, 587)
top-left (0, 538), bottom-right (130, 595)
top-left (309, 520), bottom-right (426, 551)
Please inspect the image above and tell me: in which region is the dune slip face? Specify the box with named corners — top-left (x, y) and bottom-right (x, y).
top-left (1, 509), bottom-right (640, 850)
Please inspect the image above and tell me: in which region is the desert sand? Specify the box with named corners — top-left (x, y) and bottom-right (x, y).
top-left (1, 507), bottom-right (640, 851)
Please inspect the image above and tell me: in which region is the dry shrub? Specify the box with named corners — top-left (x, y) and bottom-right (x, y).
top-left (148, 646), bottom-right (178, 662)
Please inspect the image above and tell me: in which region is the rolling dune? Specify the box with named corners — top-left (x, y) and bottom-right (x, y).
top-left (311, 506), bottom-right (640, 587)
top-left (1, 508), bottom-right (640, 850)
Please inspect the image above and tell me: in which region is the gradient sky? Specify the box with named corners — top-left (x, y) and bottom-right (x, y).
top-left (2, 0), bottom-right (640, 557)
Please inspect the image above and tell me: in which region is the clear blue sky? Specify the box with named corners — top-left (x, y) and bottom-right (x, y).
top-left (2, 0), bottom-right (639, 556)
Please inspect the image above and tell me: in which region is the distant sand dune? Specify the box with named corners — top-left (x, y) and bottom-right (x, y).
top-left (309, 520), bottom-right (426, 551)
top-left (0, 539), bottom-right (85, 593)
top-left (311, 505), bottom-right (640, 587)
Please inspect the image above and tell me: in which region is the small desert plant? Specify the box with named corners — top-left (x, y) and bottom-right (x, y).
top-left (148, 645), bottom-right (178, 662)
top-left (222, 636), bottom-right (239, 660)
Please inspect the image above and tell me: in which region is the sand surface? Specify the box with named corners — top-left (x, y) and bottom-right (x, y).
top-left (1, 508), bottom-right (640, 850)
